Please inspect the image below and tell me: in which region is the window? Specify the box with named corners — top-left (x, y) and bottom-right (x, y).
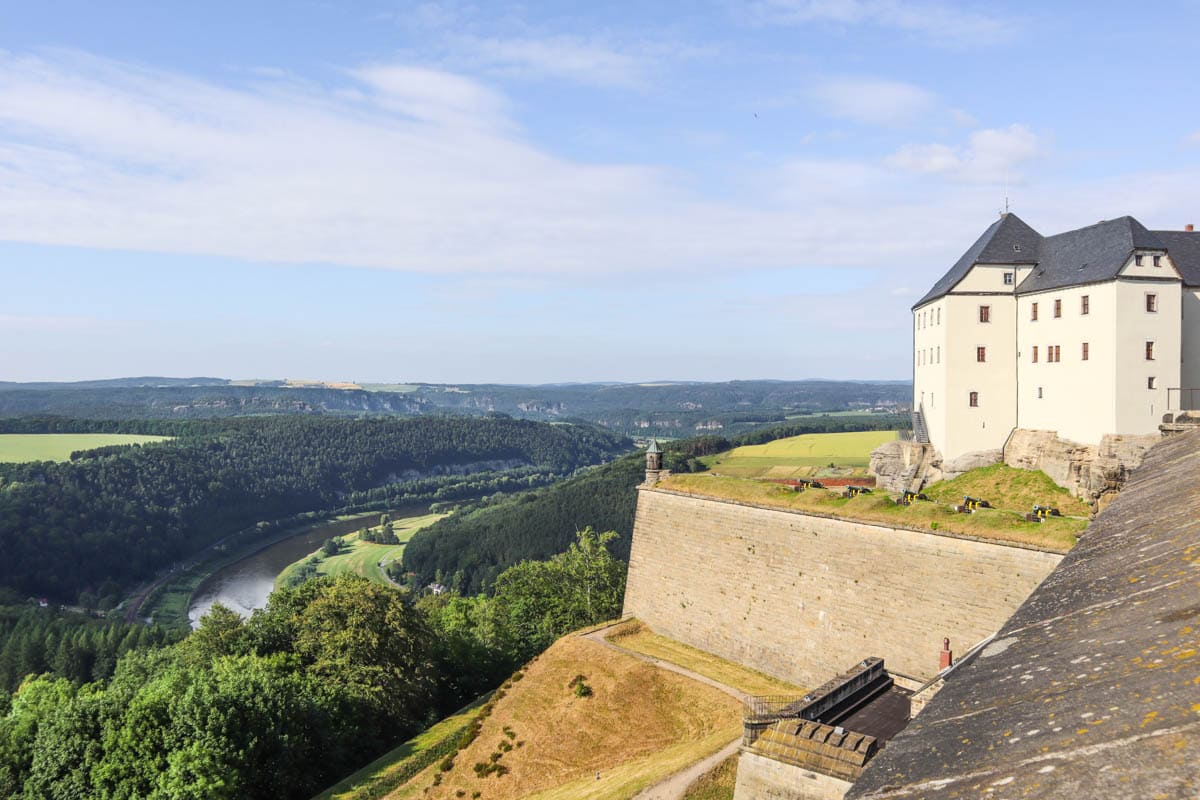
top-left (1148, 377), bottom-right (1157, 389)
top-left (1046, 345), bottom-right (1061, 363)
top-left (1153, 255), bottom-right (1162, 267)
top-left (1082, 342), bottom-right (1089, 361)
top-left (1146, 341), bottom-right (1155, 361)
top-left (1037, 387), bottom-right (1044, 399)
top-left (1054, 298), bottom-right (1062, 318)
top-left (979, 305), bottom-right (991, 323)
top-left (969, 391), bottom-right (979, 407)
top-left (1032, 345), bottom-right (1039, 363)
top-left (1081, 295), bottom-right (1090, 315)
top-left (1053, 345), bottom-right (1061, 362)
top-left (1135, 254), bottom-right (1144, 266)
top-left (1003, 272), bottom-right (1014, 285)
top-left (1146, 293), bottom-right (1158, 313)
top-left (1031, 302), bottom-right (1039, 321)
top-left (977, 346), bottom-right (987, 363)
top-left (936, 346), bottom-right (940, 364)
top-left (937, 308), bottom-right (941, 325)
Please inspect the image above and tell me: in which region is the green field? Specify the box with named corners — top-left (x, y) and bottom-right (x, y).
top-left (702, 430), bottom-right (896, 478)
top-left (0, 433), bottom-right (172, 463)
top-left (276, 511), bottom-right (447, 589)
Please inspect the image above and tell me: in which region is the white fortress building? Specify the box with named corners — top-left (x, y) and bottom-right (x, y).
top-left (913, 214), bottom-right (1200, 461)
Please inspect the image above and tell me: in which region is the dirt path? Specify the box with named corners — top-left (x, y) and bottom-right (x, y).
top-left (580, 621), bottom-right (746, 800)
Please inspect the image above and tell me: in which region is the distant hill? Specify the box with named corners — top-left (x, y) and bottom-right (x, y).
top-left (0, 378), bottom-right (910, 435)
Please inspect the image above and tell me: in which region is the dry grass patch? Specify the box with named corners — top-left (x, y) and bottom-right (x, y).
top-left (658, 473), bottom-right (1083, 553)
top-left (607, 620), bottom-right (803, 696)
top-left (681, 753), bottom-right (738, 800)
top-left (419, 634), bottom-right (741, 800)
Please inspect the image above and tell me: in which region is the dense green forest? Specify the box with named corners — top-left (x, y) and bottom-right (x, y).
top-left (402, 415), bottom-right (905, 592)
top-left (0, 416), bottom-right (628, 602)
top-left (0, 531), bottom-right (625, 799)
top-left (0, 378), bottom-right (910, 436)
top-left (0, 605), bottom-right (180, 693)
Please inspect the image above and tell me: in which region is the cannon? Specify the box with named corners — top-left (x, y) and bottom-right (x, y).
top-left (1032, 504), bottom-right (1061, 518)
top-left (846, 485), bottom-right (872, 497)
top-left (1024, 512), bottom-right (1043, 523)
top-left (899, 490), bottom-right (929, 505)
top-left (962, 495), bottom-right (991, 510)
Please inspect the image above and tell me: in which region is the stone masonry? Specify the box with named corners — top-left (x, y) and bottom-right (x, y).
top-left (622, 489), bottom-right (1063, 687)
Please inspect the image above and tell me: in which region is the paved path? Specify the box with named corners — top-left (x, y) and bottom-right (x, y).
top-left (579, 621), bottom-right (747, 800)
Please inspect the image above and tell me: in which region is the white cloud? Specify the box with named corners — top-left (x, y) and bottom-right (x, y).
top-left (886, 124), bottom-right (1041, 183)
top-left (807, 77), bottom-right (938, 127)
top-left (452, 35), bottom-right (650, 89)
top-left (754, 0), bottom-right (1017, 45)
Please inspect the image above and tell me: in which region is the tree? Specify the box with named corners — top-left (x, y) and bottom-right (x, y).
top-left (321, 537), bottom-right (341, 557)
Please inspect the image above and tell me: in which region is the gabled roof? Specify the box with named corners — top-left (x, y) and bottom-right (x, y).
top-left (1153, 230), bottom-right (1200, 286)
top-left (1016, 216), bottom-right (1169, 294)
top-left (913, 213), bottom-right (1041, 309)
top-left (645, 439), bottom-right (661, 454)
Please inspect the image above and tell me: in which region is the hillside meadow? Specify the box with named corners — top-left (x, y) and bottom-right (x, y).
top-left (276, 511), bottom-right (448, 588)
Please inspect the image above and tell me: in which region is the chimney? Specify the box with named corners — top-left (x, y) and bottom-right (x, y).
top-left (939, 638), bottom-right (953, 670)
top-left (1186, 224), bottom-right (1195, 232)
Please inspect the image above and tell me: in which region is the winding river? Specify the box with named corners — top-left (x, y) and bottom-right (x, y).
top-left (187, 513), bottom-right (387, 627)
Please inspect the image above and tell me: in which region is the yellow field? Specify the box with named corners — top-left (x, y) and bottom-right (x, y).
top-left (408, 633), bottom-right (741, 800)
top-left (0, 433), bottom-right (172, 463)
top-left (703, 430), bottom-right (896, 478)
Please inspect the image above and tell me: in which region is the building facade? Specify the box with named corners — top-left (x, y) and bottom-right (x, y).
top-left (913, 214), bottom-right (1200, 461)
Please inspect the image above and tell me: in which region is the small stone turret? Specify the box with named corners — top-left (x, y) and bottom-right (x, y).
top-left (644, 439), bottom-right (663, 485)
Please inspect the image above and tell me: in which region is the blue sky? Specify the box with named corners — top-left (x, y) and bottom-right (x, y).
top-left (1, 1), bottom-right (1198, 383)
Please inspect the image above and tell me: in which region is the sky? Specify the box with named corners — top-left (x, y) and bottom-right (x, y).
top-left (1, 1), bottom-right (1199, 384)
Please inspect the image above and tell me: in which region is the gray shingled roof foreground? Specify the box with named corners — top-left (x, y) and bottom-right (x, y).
top-left (848, 428), bottom-right (1200, 800)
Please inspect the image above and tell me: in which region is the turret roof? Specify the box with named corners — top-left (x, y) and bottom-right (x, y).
top-left (645, 439), bottom-right (661, 454)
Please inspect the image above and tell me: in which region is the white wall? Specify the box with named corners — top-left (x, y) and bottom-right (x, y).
top-left (941, 294), bottom-right (1017, 460)
top-left (1112, 278), bottom-right (1180, 431)
top-left (1182, 288), bottom-right (1200, 401)
top-left (1016, 283), bottom-right (1117, 442)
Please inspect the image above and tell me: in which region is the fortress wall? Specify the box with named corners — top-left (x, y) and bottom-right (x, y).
top-left (622, 489), bottom-right (1062, 686)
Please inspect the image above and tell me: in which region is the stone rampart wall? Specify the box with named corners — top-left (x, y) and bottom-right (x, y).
top-left (622, 489), bottom-right (1062, 686)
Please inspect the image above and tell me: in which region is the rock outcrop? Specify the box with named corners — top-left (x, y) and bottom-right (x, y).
top-left (1002, 429), bottom-right (1159, 508)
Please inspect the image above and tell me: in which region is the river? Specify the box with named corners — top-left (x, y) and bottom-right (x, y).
top-left (187, 512), bottom-right (390, 627)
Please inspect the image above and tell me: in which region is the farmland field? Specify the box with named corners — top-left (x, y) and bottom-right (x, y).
top-left (702, 430), bottom-right (896, 479)
top-left (0, 433), bottom-right (172, 463)
top-left (275, 511), bottom-right (447, 588)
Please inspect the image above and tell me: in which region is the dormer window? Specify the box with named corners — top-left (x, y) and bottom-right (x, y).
top-left (1013, 244), bottom-right (1022, 253)
top-left (1153, 255), bottom-right (1162, 267)
top-left (1135, 254), bottom-right (1144, 266)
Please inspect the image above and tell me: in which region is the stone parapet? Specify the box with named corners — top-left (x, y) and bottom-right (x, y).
top-left (623, 489), bottom-right (1062, 686)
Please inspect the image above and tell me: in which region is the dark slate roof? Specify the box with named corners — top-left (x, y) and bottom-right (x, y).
top-left (1154, 230), bottom-right (1200, 286)
top-left (913, 213), bottom-right (1041, 309)
top-left (848, 429), bottom-right (1200, 800)
top-left (1016, 216), bottom-right (1168, 294)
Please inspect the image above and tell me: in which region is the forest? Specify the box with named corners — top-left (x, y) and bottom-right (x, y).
top-left (402, 415), bottom-right (905, 592)
top-left (0, 530), bottom-right (626, 800)
top-left (0, 415), bottom-right (629, 603)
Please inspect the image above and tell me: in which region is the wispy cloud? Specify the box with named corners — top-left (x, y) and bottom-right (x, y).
top-left (807, 77), bottom-right (938, 127)
top-left (753, 0), bottom-right (1018, 45)
top-left (886, 124), bottom-right (1041, 183)
top-left (450, 34), bottom-right (651, 89)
